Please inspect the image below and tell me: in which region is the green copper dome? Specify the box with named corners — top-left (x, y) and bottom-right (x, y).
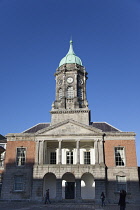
top-left (59, 40), bottom-right (83, 67)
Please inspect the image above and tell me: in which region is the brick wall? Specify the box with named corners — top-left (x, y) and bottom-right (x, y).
top-left (5, 140), bottom-right (35, 165)
top-left (104, 140), bottom-right (137, 167)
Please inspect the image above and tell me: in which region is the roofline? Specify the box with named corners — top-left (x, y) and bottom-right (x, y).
top-left (22, 122), bottom-right (50, 133)
top-left (92, 121), bottom-right (122, 132)
top-left (37, 119), bottom-right (103, 135)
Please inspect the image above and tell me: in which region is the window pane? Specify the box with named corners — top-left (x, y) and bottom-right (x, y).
top-left (84, 152), bottom-right (90, 164)
top-left (16, 148), bottom-right (26, 166)
top-left (116, 176), bottom-right (126, 192)
top-left (14, 176), bottom-right (24, 191)
top-left (115, 147), bottom-right (125, 166)
top-left (50, 152), bottom-right (56, 164)
top-left (66, 152), bottom-right (73, 164)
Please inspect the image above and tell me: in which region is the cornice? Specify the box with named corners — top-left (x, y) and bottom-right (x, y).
top-left (50, 109), bottom-right (90, 114)
top-left (6, 133), bottom-right (35, 137)
top-left (36, 119), bottom-right (103, 135)
top-left (104, 131), bottom-right (136, 136)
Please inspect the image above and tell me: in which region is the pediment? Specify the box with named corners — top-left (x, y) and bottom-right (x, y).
top-left (36, 119), bottom-right (102, 136)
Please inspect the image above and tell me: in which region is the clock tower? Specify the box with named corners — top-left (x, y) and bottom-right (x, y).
top-left (50, 40), bottom-right (90, 125)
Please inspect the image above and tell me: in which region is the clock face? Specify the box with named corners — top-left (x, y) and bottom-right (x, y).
top-left (67, 77), bottom-right (73, 84)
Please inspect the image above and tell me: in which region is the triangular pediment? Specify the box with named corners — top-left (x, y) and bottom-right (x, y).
top-left (36, 119), bottom-right (103, 136)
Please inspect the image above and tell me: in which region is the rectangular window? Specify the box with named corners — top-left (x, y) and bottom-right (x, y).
top-left (0, 153), bottom-right (5, 167)
top-left (14, 176), bottom-right (24, 191)
top-left (50, 152), bottom-right (56, 164)
top-left (84, 151), bottom-right (90, 164)
top-left (0, 144), bottom-right (6, 167)
top-left (66, 152), bottom-right (73, 164)
top-left (116, 176), bottom-right (126, 192)
top-left (16, 148), bottom-right (26, 166)
top-left (67, 87), bottom-right (74, 98)
top-left (115, 147), bottom-right (125, 166)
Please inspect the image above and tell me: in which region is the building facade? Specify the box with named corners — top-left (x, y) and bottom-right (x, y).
top-left (1, 41), bottom-right (140, 203)
top-left (0, 134), bottom-right (7, 198)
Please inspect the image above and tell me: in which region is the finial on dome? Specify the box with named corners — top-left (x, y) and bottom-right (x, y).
top-left (70, 35), bottom-right (72, 42)
top-left (67, 39), bottom-right (75, 55)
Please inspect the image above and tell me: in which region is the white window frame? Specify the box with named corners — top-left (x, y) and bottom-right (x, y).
top-left (66, 151), bottom-right (73, 164)
top-left (84, 151), bottom-right (90, 164)
top-left (115, 147), bottom-right (125, 166)
top-left (0, 144), bottom-right (6, 167)
top-left (16, 147), bottom-right (26, 166)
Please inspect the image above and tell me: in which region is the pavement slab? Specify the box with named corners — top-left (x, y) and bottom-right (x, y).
top-left (0, 202), bottom-right (140, 210)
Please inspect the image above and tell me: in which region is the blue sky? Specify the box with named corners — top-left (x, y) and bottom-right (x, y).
top-left (0, 0), bottom-right (140, 165)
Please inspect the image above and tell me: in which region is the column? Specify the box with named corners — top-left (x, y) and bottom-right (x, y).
top-left (83, 73), bottom-right (86, 100)
top-left (76, 140), bottom-right (80, 164)
top-left (56, 179), bottom-right (62, 201)
top-left (95, 140), bottom-right (99, 164)
top-left (35, 141), bottom-right (39, 164)
top-left (43, 141), bottom-right (47, 164)
top-left (39, 140), bottom-right (44, 165)
top-left (58, 140), bottom-right (62, 164)
top-left (99, 140), bottom-right (104, 164)
top-left (75, 179), bottom-right (81, 202)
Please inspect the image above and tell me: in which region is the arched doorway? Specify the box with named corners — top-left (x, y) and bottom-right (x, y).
top-left (81, 173), bottom-right (95, 199)
top-left (43, 173), bottom-right (56, 199)
top-left (62, 172), bottom-right (75, 199)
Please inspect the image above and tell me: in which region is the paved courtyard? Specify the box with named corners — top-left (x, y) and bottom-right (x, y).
top-left (0, 202), bottom-right (140, 210)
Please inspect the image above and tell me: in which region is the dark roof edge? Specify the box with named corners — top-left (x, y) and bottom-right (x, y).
top-left (22, 123), bottom-right (50, 133)
top-left (91, 121), bottom-right (121, 132)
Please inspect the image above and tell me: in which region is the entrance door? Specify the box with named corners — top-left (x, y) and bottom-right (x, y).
top-left (65, 182), bottom-right (75, 199)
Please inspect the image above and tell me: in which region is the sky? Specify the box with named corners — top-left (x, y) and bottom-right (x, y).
top-left (0, 0), bottom-right (140, 164)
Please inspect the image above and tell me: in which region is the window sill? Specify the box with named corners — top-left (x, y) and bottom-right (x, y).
top-left (12, 190), bottom-right (25, 193)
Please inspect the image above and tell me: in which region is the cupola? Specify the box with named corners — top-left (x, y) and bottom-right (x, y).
top-left (59, 40), bottom-right (83, 67)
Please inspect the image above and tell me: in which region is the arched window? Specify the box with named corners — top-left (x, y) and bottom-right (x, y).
top-left (67, 87), bottom-right (74, 98)
top-left (78, 88), bottom-right (83, 100)
top-left (58, 88), bottom-right (63, 99)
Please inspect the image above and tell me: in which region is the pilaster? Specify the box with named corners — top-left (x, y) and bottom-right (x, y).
top-left (35, 141), bottom-right (39, 164)
top-left (99, 140), bottom-right (104, 165)
top-left (39, 140), bottom-right (44, 165)
top-left (75, 179), bottom-right (82, 202)
top-left (58, 140), bottom-right (62, 164)
top-left (95, 179), bottom-right (106, 204)
top-left (95, 140), bottom-right (99, 165)
top-left (56, 179), bottom-right (62, 201)
top-left (76, 140), bottom-right (80, 164)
